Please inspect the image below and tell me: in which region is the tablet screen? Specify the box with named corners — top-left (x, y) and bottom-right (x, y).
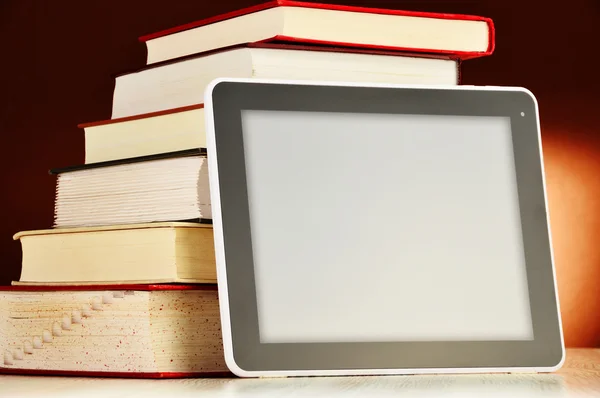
top-left (241, 110), bottom-right (534, 344)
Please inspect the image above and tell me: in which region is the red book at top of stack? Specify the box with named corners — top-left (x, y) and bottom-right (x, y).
top-left (108, 1), bottom-right (495, 119)
top-left (139, 0), bottom-right (495, 65)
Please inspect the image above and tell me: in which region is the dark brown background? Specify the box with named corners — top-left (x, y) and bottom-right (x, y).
top-left (1, 0), bottom-right (598, 347)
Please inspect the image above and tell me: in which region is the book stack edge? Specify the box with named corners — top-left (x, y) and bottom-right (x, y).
top-left (1, 1), bottom-right (494, 377)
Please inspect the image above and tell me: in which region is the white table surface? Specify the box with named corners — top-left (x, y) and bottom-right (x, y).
top-left (1, 348), bottom-right (598, 398)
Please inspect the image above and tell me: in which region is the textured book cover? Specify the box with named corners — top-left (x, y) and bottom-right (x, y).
top-left (0, 284), bottom-right (229, 378)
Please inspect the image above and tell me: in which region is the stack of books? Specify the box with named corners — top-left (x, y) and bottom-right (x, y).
top-left (1, 1), bottom-right (494, 377)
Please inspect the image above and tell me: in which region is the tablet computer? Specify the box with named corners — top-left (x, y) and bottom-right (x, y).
top-left (204, 78), bottom-right (564, 377)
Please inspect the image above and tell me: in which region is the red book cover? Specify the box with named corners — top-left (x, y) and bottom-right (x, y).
top-left (0, 284), bottom-right (215, 292)
top-left (0, 367), bottom-right (231, 379)
top-left (139, 0), bottom-right (495, 61)
top-left (78, 104), bottom-right (205, 129)
top-left (0, 284), bottom-right (231, 379)
top-left (0, 352), bottom-right (227, 377)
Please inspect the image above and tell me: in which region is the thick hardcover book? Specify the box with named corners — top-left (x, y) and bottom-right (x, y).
top-left (116, 41), bottom-right (460, 76)
top-left (78, 105), bottom-right (207, 165)
top-left (112, 42), bottom-right (461, 118)
top-left (13, 222), bottom-right (217, 285)
top-left (0, 284), bottom-right (229, 378)
top-left (139, 0), bottom-right (494, 64)
top-left (47, 150), bottom-right (212, 228)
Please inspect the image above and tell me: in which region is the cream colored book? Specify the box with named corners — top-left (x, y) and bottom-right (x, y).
top-left (51, 150), bottom-right (210, 228)
top-left (0, 285), bottom-right (227, 376)
top-left (79, 105), bottom-right (205, 164)
top-left (112, 44), bottom-right (459, 118)
top-left (13, 222), bottom-right (216, 285)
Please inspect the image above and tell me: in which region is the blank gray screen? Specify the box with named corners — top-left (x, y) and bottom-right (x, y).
top-left (240, 110), bottom-right (534, 343)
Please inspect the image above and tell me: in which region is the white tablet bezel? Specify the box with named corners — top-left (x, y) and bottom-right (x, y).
top-left (204, 78), bottom-right (564, 377)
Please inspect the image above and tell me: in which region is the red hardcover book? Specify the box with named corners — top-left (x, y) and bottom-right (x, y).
top-left (139, 0), bottom-right (494, 65)
top-left (0, 284), bottom-right (230, 378)
top-left (77, 104), bottom-right (207, 164)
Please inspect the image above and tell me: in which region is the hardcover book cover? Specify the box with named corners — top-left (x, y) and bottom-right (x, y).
top-left (139, 0), bottom-right (495, 61)
top-left (0, 285), bottom-right (229, 378)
